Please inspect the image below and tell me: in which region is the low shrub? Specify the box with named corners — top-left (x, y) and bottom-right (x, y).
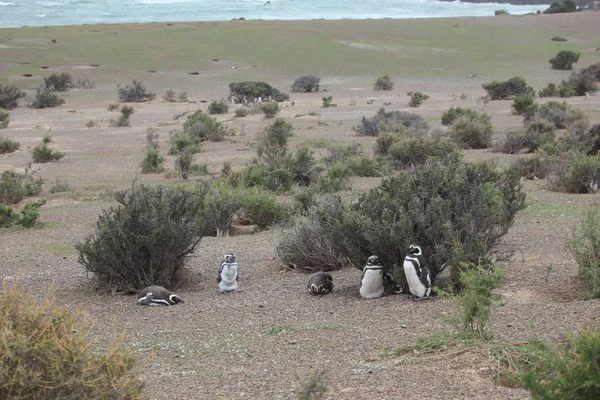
top-left (73, 77), bottom-right (95, 89)
top-left (183, 110), bottom-right (227, 142)
top-left (353, 108), bottom-right (429, 136)
top-left (196, 180), bottom-right (241, 236)
top-left (533, 101), bottom-right (588, 130)
top-left (0, 136), bottom-right (19, 154)
top-left (163, 88), bottom-right (188, 102)
top-left (512, 153), bottom-right (553, 180)
top-left (256, 117), bottom-right (294, 169)
top-left (441, 107), bottom-right (480, 126)
top-left (544, 0), bottom-right (577, 13)
top-left (495, 9), bottom-right (509, 15)
top-left (49, 177), bottom-right (72, 193)
top-left (175, 148), bottom-right (193, 179)
top-left (76, 183), bottom-right (203, 290)
top-left (494, 129), bottom-right (555, 154)
top-left (30, 85), bottom-right (65, 109)
top-left (234, 104), bottom-right (262, 118)
top-left (0, 198), bottom-right (46, 228)
top-left (567, 209), bottom-right (600, 298)
top-left (315, 163), bottom-right (351, 193)
top-left (287, 146), bottom-right (319, 186)
top-left (31, 134), bottom-right (64, 163)
top-left (238, 186), bottom-right (291, 229)
top-left (558, 85), bottom-right (576, 98)
top-left (190, 162), bottom-right (210, 176)
top-left (550, 50), bottom-right (581, 70)
top-left (43, 72), bottom-right (73, 91)
top-left (262, 102), bottom-right (280, 118)
top-left (117, 80), bottom-right (156, 102)
top-left (277, 213), bottom-right (346, 272)
top-left (551, 36), bottom-right (567, 41)
top-left (374, 74), bottom-right (394, 91)
top-left (449, 114), bottom-right (493, 149)
top-left (0, 170), bottom-right (44, 205)
top-left (512, 93), bottom-right (537, 116)
top-left (547, 152), bottom-right (600, 193)
top-left (321, 96), bottom-right (335, 108)
top-left (538, 83), bottom-right (559, 97)
top-left (0, 83), bottom-right (26, 109)
top-left (407, 91), bottom-right (430, 107)
top-left (345, 155), bottom-right (388, 177)
top-left (110, 105), bottom-right (135, 127)
top-left (482, 76), bottom-right (534, 100)
top-left (444, 264), bottom-right (504, 339)
top-left (562, 69), bottom-right (598, 96)
top-left (388, 135), bottom-right (457, 168)
top-left (230, 164), bottom-right (294, 193)
top-left (140, 149), bottom-right (164, 174)
top-left (169, 132), bottom-right (202, 155)
top-left (0, 110), bottom-right (8, 129)
top-left (229, 81), bottom-right (289, 102)
top-left (208, 99), bottom-right (229, 114)
top-left (0, 285), bottom-right (143, 399)
top-left (323, 142), bottom-right (362, 166)
top-left (291, 75), bottom-right (321, 92)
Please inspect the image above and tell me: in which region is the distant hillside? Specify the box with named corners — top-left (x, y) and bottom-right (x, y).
top-left (438, 0), bottom-right (591, 5)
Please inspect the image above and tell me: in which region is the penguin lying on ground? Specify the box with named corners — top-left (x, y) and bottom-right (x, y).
top-left (218, 253), bottom-right (238, 293)
top-left (306, 271), bottom-right (334, 295)
top-left (403, 244), bottom-right (432, 300)
top-left (137, 285), bottom-right (184, 306)
top-left (359, 255), bottom-right (386, 299)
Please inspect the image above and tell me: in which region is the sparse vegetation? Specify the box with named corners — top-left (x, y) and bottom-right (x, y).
top-left (262, 102), bottom-right (280, 118)
top-left (449, 113), bottom-right (493, 149)
top-left (140, 149), bottom-right (165, 174)
top-left (31, 134), bottom-right (64, 163)
top-left (76, 183), bottom-right (203, 291)
top-left (291, 75), bottom-right (321, 92)
top-left (0, 170), bottom-right (44, 205)
top-left (0, 110), bottom-right (9, 129)
top-left (407, 91), bottom-right (429, 107)
top-left (183, 110), bottom-right (227, 142)
top-left (110, 105), bottom-right (135, 127)
top-left (0, 83), bottom-right (26, 109)
top-left (0, 136), bottom-right (19, 153)
top-left (321, 96), bottom-right (335, 108)
top-left (353, 108), bottom-right (429, 136)
top-left (30, 85), bottom-right (65, 109)
top-left (208, 99), bottom-right (229, 114)
top-left (374, 74), bottom-right (394, 91)
top-left (0, 285), bottom-right (143, 399)
top-left (482, 76), bottom-right (534, 100)
top-left (118, 80), bottom-right (156, 102)
top-left (0, 199), bottom-right (46, 229)
top-left (441, 107), bottom-right (480, 126)
top-left (567, 209), bottom-right (600, 298)
top-left (49, 177), bottom-right (72, 193)
top-left (43, 72), bottom-right (73, 91)
top-left (549, 50), bottom-right (580, 70)
top-left (163, 88), bottom-right (188, 102)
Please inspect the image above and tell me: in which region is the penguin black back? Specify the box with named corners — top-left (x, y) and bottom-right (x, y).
top-left (137, 285), bottom-right (183, 306)
top-left (306, 272), bottom-right (334, 296)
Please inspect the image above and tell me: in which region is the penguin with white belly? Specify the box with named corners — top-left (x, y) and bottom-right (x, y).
top-left (359, 255), bottom-right (386, 299)
top-left (403, 244), bottom-right (431, 300)
top-left (218, 253), bottom-right (239, 293)
top-left (306, 271), bottom-right (334, 296)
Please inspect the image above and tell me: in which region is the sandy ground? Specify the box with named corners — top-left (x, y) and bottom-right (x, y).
top-left (2, 12), bottom-right (600, 400)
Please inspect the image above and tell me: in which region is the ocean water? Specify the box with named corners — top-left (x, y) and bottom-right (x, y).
top-left (0, 0), bottom-right (547, 28)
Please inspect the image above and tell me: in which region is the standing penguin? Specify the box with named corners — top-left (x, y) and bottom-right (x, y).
top-left (306, 271), bottom-right (334, 296)
top-left (403, 244), bottom-right (431, 300)
top-left (137, 285), bottom-right (184, 306)
top-left (218, 253), bottom-right (238, 293)
top-left (359, 255), bottom-right (386, 299)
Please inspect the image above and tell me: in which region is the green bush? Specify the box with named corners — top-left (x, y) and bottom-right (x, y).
top-left (208, 99), bottom-right (229, 114)
top-left (287, 146), bottom-right (319, 186)
top-left (558, 85), bottom-right (576, 98)
top-left (140, 149), bottom-right (164, 174)
top-left (547, 152), bottom-right (600, 194)
top-left (551, 36), bottom-right (567, 41)
top-left (0, 136), bottom-right (19, 154)
top-left (43, 72), bottom-right (73, 91)
top-left (441, 107), bottom-right (480, 126)
top-left (256, 117), bottom-right (294, 169)
top-left (238, 186), bottom-right (291, 229)
top-left (482, 76), bottom-right (534, 100)
top-left (533, 101), bottom-right (588, 130)
top-left (345, 155), bottom-right (388, 177)
top-left (229, 81), bottom-right (289, 102)
top-left (262, 102), bottom-right (280, 118)
top-left (445, 264), bottom-right (504, 339)
top-left (175, 148), bottom-right (193, 179)
top-left (163, 88), bottom-right (188, 102)
top-left (117, 80), bottom-right (156, 102)
top-left (538, 83), bottom-right (559, 98)
top-left (196, 180), bottom-right (241, 236)
top-left (407, 91), bottom-right (430, 107)
top-left (279, 153), bottom-right (526, 288)
top-left (315, 163), bottom-right (352, 193)
top-left (353, 108), bottom-right (429, 136)
top-left (30, 85), bottom-right (65, 109)
top-left (31, 134), bottom-right (64, 163)
top-left (0, 83), bottom-right (26, 110)
top-left (183, 110), bottom-right (227, 142)
top-left (495, 9), bottom-right (509, 15)
top-left (169, 132), bottom-right (202, 155)
top-left (388, 135), bottom-right (457, 168)
top-left (230, 164), bottom-right (294, 193)
top-left (321, 96), bottom-right (335, 108)
top-left (291, 76), bottom-right (321, 93)
top-left (498, 326), bottom-right (600, 399)
top-left (374, 74), bottom-right (394, 91)
top-left (450, 114), bottom-right (493, 149)
top-left (0, 285), bottom-right (143, 399)
top-left (512, 93), bottom-right (537, 116)
top-left (495, 129), bottom-right (555, 154)
top-left (512, 153), bottom-right (553, 180)
top-left (76, 183), bottom-right (202, 291)
top-left (550, 50), bottom-right (581, 70)
top-left (544, 0), bottom-right (577, 14)
top-left (0, 199), bottom-right (46, 228)
top-left (110, 105), bottom-right (135, 127)
top-left (567, 209), bottom-right (600, 298)
top-left (0, 170), bottom-right (43, 205)
top-left (0, 110), bottom-right (8, 129)
top-left (563, 69), bottom-right (598, 96)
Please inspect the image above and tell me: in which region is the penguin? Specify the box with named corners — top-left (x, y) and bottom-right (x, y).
top-left (137, 285), bottom-right (183, 306)
top-left (403, 244), bottom-right (431, 300)
top-left (306, 271), bottom-right (334, 296)
top-left (218, 253), bottom-right (238, 293)
top-left (359, 255), bottom-right (385, 299)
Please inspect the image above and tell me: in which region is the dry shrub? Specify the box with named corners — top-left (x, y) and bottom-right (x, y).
top-left (0, 285), bottom-right (143, 399)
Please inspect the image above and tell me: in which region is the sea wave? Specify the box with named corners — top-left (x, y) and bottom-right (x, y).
top-left (0, 1), bottom-right (15, 5)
